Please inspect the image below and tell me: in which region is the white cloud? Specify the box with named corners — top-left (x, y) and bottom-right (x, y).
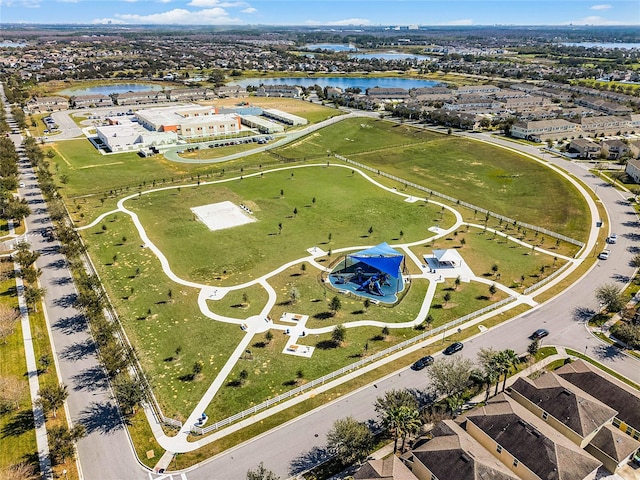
top-left (94, 7), bottom-right (241, 25)
top-left (439, 18), bottom-right (473, 26)
top-left (241, 6), bottom-right (256, 13)
top-left (590, 4), bottom-right (612, 10)
top-left (187, 0), bottom-right (218, 6)
top-left (563, 15), bottom-right (624, 25)
top-left (306, 18), bottom-right (371, 26)
top-left (0, 0), bottom-right (41, 7)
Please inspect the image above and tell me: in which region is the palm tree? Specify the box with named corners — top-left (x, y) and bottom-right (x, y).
top-left (384, 405), bottom-right (422, 453)
top-left (476, 348), bottom-right (500, 402)
top-left (495, 349), bottom-right (519, 393)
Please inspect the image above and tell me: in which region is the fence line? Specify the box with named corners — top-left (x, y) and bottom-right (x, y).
top-left (335, 155), bottom-right (584, 248)
top-left (191, 295), bottom-right (516, 435)
top-left (523, 261), bottom-right (572, 295)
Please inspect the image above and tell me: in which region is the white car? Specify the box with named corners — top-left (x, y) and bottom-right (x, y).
top-left (598, 249), bottom-right (611, 260)
top-left (607, 233), bottom-right (618, 244)
top-left (19, 182), bottom-right (25, 188)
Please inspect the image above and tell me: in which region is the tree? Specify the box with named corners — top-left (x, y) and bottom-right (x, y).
top-left (368, 226), bottom-right (374, 236)
top-left (495, 349), bottom-right (519, 393)
top-left (491, 263), bottom-right (499, 276)
top-left (375, 389), bottom-right (420, 453)
top-left (0, 375), bottom-right (25, 412)
top-left (443, 291), bottom-right (452, 304)
top-left (23, 285), bottom-right (46, 312)
top-left (427, 355), bottom-right (474, 397)
top-left (265, 330), bottom-right (273, 344)
top-left (0, 462), bottom-right (39, 480)
top-left (595, 283), bottom-right (626, 313)
top-left (488, 283), bottom-right (497, 297)
top-left (332, 324), bottom-right (346, 345)
top-left (48, 424), bottom-right (86, 465)
top-left (326, 416), bottom-right (373, 466)
top-left (37, 383), bottom-right (68, 418)
top-left (289, 286), bottom-right (300, 304)
top-left (454, 276), bottom-right (461, 290)
top-left (113, 375), bottom-right (146, 416)
top-left (476, 348), bottom-right (500, 402)
top-left (329, 295), bottom-right (342, 315)
top-left (246, 462), bottom-right (280, 480)
top-left (631, 254), bottom-right (640, 268)
top-left (192, 360), bottom-right (204, 378)
top-left (0, 304), bottom-right (19, 344)
top-left (527, 339), bottom-right (540, 357)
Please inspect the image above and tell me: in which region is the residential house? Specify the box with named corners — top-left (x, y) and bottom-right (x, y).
top-left (26, 96), bottom-right (69, 113)
top-left (460, 394), bottom-right (601, 480)
top-left (601, 139), bottom-right (630, 160)
top-left (113, 90), bottom-right (167, 106)
top-left (255, 85), bottom-right (303, 98)
top-left (511, 119), bottom-right (578, 141)
top-left (214, 85), bottom-right (248, 98)
top-left (402, 420), bottom-right (519, 480)
top-left (354, 455), bottom-right (418, 480)
top-left (628, 140), bottom-right (640, 159)
top-left (443, 95), bottom-right (500, 111)
top-left (167, 87), bottom-right (213, 102)
top-left (577, 115), bottom-right (630, 136)
top-left (555, 359), bottom-right (640, 441)
top-left (71, 94), bottom-right (113, 108)
top-left (576, 97), bottom-right (633, 116)
top-left (366, 87), bottom-right (410, 101)
top-left (568, 139), bottom-right (601, 159)
top-left (455, 85), bottom-right (500, 95)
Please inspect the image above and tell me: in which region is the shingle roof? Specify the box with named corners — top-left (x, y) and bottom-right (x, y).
top-left (463, 394), bottom-right (601, 480)
top-left (353, 455), bottom-right (418, 480)
top-left (410, 420), bottom-right (519, 480)
top-left (555, 360), bottom-right (640, 432)
top-left (589, 424), bottom-right (640, 463)
top-left (510, 374), bottom-right (617, 437)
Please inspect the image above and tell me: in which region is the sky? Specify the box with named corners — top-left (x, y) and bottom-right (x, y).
top-left (0, 0), bottom-right (639, 26)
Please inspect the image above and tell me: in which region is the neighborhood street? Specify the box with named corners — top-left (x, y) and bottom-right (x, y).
top-left (6, 102), bottom-right (639, 480)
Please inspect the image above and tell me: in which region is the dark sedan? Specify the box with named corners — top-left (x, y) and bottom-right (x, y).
top-left (443, 342), bottom-right (463, 355)
top-left (411, 355), bottom-right (435, 370)
top-left (531, 328), bottom-right (549, 340)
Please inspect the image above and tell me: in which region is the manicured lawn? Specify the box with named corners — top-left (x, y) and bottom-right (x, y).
top-left (50, 139), bottom-right (212, 199)
top-left (127, 166), bottom-right (453, 285)
top-left (209, 96), bottom-right (344, 124)
top-left (81, 216), bottom-right (244, 419)
top-left (0, 268), bottom-right (37, 473)
top-left (411, 226), bottom-right (568, 291)
top-left (273, 118), bottom-right (590, 240)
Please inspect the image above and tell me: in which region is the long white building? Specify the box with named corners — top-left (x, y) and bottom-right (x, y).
top-left (135, 105), bottom-right (241, 139)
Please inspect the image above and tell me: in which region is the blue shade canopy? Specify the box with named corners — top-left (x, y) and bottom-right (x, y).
top-left (350, 242), bottom-right (403, 278)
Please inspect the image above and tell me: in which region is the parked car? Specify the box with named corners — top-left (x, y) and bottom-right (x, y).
top-left (531, 328), bottom-right (549, 340)
top-left (411, 355), bottom-right (434, 370)
top-left (443, 342), bottom-right (463, 355)
top-left (607, 233), bottom-right (618, 244)
top-left (19, 182), bottom-right (25, 188)
top-left (598, 249), bottom-right (611, 260)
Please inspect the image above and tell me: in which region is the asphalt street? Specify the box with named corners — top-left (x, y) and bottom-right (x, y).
top-left (4, 98), bottom-right (638, 480)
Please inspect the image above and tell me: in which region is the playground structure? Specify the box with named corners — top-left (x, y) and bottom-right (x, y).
top-left (329, 242), bottom-right (406, 303)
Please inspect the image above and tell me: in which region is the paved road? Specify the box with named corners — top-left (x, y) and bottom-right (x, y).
top-left (176, 131), bottom-right (640, 480)
top-left (8, 93), bottom-right (638, 480)
top-left (0, 83), bottom-right (149, 480)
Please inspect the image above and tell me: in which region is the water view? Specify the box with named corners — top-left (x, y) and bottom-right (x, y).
top-left (58, 83), bottom-right (165, 96)
top-left (0, 41), bottom-right (27, 47)
top-left (230, 76), bottom-right (440, 90)
top-left (562, 42), bottom-right (640, 50)
top-left (351, 52), bottom-right (430, 61)
top-left (303, 43), bottom-right (357, 51)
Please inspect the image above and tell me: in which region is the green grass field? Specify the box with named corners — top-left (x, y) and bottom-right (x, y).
top-left (273, 118), bottom-right (590, 240)
top-left (126, 166), bottom-right (453, 285)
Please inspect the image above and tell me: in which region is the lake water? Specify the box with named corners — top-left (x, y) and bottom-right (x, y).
top-left (0, 41), bottom-right (27, 48)
top-left (303, 43), bottom-right (357, 52)
top-left (562, 42), bottom-right (640, 50)
top-left (58, 83), bottom-right (165, 96)
top-left (351, 52), bottom-right (430, 61)
top-left (229, 76), bottom-right (440, 90)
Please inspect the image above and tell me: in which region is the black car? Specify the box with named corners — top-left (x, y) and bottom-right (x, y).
top-left (531, 328), bottom-right (549, 340)
top-left (443, 342), bottom-right (463, 355)
top-left (411, 355), bottom-right (434, 370)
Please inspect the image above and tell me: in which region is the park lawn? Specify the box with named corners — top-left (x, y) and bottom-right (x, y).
top-left (428, 279), bottom-right (508, 326)
top-left (275, 117), bottom-right (439, 159)
top-left (204, 324), bottom-right (418, 422)
top-left (127, 166), bottom-right (453, 286)
top-left (411, 226), bottom-right (568, 291)
top-left (0, 270), bottom-right (37, 473)
top-left (207, 284), bottom-right (270, 319)
top-left (348, 134), bottom-right (589, 241)
top-left (82, 216), bottom-right (244, 420)
top-left (209, 96), bottom-right (344, 124)
top-left (265, 265), bottom-right (430, 329)
top-left (49, 139), bottom-right (213, 199)
top-left (178, 141), bottom-right (264, 161)
top-left (272, 118), bottom-right (589, 240)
